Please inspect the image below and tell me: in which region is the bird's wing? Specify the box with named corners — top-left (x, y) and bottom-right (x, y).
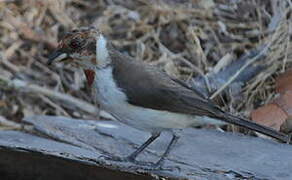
top-left (110, 50), bottom-right (222, 117)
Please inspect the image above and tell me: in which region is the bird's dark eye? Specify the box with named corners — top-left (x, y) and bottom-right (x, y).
top-left (69, 40), bottom-right (80, 49)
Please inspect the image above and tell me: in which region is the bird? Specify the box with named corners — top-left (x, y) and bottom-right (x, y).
top-left (48, 27), bottom-right (290, 168)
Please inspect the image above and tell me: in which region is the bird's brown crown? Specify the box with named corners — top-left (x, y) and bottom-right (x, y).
top-left (48, 27), bottom-right (104, 69)
top-left (48, 27), bottom-right (112, 86)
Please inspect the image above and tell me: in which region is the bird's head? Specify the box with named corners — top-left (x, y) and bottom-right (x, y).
top-left (48, 27), bottom-right (110, 69)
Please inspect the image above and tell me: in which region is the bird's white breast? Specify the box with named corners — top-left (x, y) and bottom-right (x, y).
top-left (93, 67), bottom-right (224, 133)
top-left (93, 67), bottom-right (128, 106)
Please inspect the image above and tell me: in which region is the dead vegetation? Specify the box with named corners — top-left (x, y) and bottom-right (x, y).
top-left (0, 0), bottom-right (291, 132)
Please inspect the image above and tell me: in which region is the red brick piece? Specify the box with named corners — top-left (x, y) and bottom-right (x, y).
top-left (251, 103), bottom-right (287, 131)
top-left (275, 69), bottom-right (292, 94)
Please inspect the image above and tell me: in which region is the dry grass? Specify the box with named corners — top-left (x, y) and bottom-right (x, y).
top-left (0, 0), bottom-right (291, 131)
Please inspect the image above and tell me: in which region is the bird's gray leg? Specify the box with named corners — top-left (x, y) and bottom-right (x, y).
top-left (154, 133), bottom-right (179, 168)
top-left (129, 132), bottom-right (180, 169)
top-left (100, 132), bottom-right (179, 169)
top-left (100, 132), bottom-right (161, 164)
top-left (127, 132), bottom-right (161, 161)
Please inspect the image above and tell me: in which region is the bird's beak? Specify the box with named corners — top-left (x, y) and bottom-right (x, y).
top-left (47, 49), bottom-right (69, 65)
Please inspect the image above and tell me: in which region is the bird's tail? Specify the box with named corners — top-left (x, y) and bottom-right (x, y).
top-left (220, 112), bottom-right (290, 143)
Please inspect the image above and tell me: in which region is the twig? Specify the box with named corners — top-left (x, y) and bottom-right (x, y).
top-left (158, 42), bottom-right (205, 76)
top-left (209, 44), bottom-right (270, 99)
top-left (0, 52), bottom-right (21, 73)
top-left (282, 21), bottom-right (291, 72)
top-left (0, 75), bottom-right (114, 120)
top-left (39, 95), bottom-right (70, 116)
top-left (0, 116), bottom-right (32, 131)
top-left (209, 10), bottom-right (285, 100)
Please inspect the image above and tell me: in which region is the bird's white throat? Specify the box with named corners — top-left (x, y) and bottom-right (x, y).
top-left (96, 34), bottom-right (109, 68)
